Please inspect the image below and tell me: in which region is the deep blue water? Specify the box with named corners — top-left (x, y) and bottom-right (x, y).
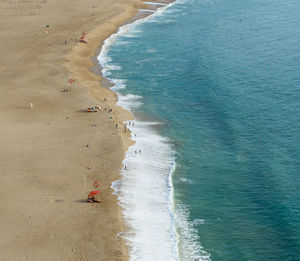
top-left (103, 0), bottom-right (300, 260)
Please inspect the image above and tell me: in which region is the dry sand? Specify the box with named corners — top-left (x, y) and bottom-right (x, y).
top-left (0, 0), bottom-right (158, 260)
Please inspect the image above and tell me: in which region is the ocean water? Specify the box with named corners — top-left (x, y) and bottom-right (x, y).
top-left (98, 0), bottom-right (300, 260)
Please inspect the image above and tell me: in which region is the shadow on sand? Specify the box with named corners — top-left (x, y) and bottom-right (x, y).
top-left (75, 199), bottom-right (87, 203)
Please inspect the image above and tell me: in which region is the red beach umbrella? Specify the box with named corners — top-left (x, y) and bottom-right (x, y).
top-left (88, 190), bottom-right (99, 198)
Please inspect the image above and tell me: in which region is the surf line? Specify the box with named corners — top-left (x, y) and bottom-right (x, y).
top-left (139, 9), bottom-right (156, 13)
top-left (98, 0), bottom-right (180, 260)
top-left (144, 1), bottom-right (168, 6)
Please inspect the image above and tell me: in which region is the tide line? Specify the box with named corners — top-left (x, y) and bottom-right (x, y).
top-left (139, 9), bottom-right (156, 13)
top-left (144, 1), bottom-right (168, 6)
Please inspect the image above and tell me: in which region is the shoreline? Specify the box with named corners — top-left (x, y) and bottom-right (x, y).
top-left (95, 1), bottom-right (179, 259)
top-left (0, 0), bottom-right (175, 259)
top-left (61, 0), bottom-right (174, 261)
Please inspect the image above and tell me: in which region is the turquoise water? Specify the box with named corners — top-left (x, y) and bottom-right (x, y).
top-left (101, 0), bottom-right (300, 260)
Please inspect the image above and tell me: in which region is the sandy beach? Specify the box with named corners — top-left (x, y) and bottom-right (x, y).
top-left (0, 0), bottom-right (159, 260)
top-left (1, 1), bottom-right (297, 261)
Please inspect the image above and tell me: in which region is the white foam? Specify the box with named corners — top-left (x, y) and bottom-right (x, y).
top-left (106, 64), bottom-right (122, 71)
top-left (114, 40), bottom-right (130, 46)
top-left (118, 94), bottom-right (143, 108)
top-left (178, 177), bottom-right (193, 184)
top-left (192, 219), bottom-right (205, 226)
top-left (144, 1), bottom-right (168, 6)
top-left (139, 9), bottom-right (156, 13)
top-left (114, 121), bottom-right (178, 260)
top-left (102, 64), bottom-right (121, 77)
top-left (110, 79), bottom-right (127, 91)
top-left (175, 204), bottom-right (211, 261)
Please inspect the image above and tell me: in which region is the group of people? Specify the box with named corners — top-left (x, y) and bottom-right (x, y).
top-left (85, 104), bottom-right (138, 204)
